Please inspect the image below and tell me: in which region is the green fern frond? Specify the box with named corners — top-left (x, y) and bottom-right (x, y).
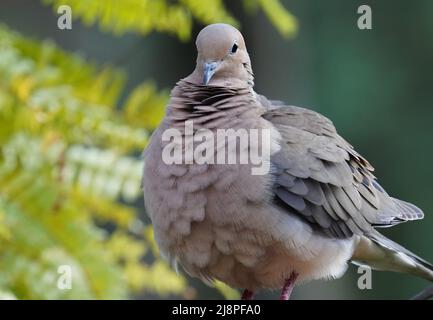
top-left (180, 0), bottom-right (238, 28)
top-left (257, 0), bottom-right (298, 38)
top-left (123, 82), bottom-right (168, 130)
top-left (0, 24), bottom-right (184, 299)
top-left (43, 0), bottom-right (193, 40)
top-left (42, 0), bottom-right (297, 40)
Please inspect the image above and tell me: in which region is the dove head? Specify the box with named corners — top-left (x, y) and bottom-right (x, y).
top-left (192, 24), bottom-right (253, 87)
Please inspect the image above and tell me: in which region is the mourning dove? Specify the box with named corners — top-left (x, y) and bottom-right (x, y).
top-left (143, 23), bottom-right (433, 299)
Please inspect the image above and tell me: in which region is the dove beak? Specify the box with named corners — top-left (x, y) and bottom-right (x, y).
top-left (203, 61), bottom-right (218, 85)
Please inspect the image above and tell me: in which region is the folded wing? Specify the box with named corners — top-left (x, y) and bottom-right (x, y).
top-left (260, 96), bottom-right (423, 239)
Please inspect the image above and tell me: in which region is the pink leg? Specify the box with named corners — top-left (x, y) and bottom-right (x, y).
top-left (280, 272), bottom-right (298, 300)
top-left (241, 289), bottom-right (254, 300)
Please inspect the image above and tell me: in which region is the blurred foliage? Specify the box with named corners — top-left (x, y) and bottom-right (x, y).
top-left (0, 24), bottom-right (187, 299)
top-left (0, 0), bottom-right (297, 300)
top-left (43, 0), bottom-right (298, 40)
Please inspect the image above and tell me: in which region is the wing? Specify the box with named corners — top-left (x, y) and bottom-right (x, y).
top-left (259, 95), bottom-right (423, 239)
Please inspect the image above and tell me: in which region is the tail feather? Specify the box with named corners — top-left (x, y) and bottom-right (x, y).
top-left (411, 285), bottom-right (433, 300)
top-left (352, 231), bottom-right (433, 282)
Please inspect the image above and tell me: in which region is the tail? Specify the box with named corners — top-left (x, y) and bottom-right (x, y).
top-left (352, 231), bottom-right (433, 282)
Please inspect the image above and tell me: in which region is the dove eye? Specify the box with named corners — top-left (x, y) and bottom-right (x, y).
top-left (230, 43), bottom-right (238, 54)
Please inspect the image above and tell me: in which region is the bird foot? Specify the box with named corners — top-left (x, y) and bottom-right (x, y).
top-left (280, 271), bottom-right (299, 300)
top-left (241, 289), bottom-right (254, 300)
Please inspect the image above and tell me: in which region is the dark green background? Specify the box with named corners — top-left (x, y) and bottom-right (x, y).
top-left (1, 0), bottom-right (432, 299)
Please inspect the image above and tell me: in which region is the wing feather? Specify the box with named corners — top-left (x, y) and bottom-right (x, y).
top-left (260, 97), bottom-right (423, 239)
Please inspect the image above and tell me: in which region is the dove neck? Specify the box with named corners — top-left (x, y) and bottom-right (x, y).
top-left (165, 80), bottom-right (263, 130)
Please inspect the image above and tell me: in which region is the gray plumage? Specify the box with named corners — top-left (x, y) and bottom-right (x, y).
top-left (143, 23), bottom-right (433, 293)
